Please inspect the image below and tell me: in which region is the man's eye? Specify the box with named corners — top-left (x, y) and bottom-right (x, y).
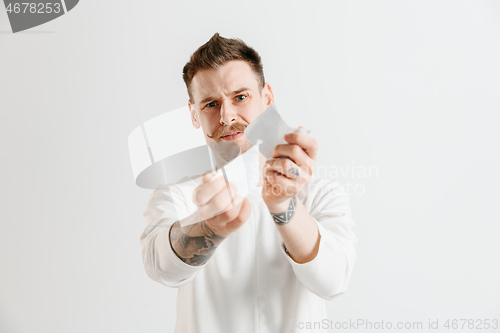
top-left (206, 102), bottom-right (217, 108)
top-left (236, 95), bottom-right (247, 101)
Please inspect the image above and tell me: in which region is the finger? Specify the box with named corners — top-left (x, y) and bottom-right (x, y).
top-left (218, 181), bottom-right (244, 208)
top-left (201, 172), bottom-right (213, 184)
top-left (208, 193), bottom-right (245, 226)
top-left (193, 176), bottom-right (226, 206)
top-left (284, 132), bottom-right (318, 160)
top-left (199, 181), bottom-right (238, 217)
top-left (265, 172), bottom-right (295, 186)
top-left (271, 144), bottom-right (313, 172)
top-left (264, 157), bottom-right (301, 179)
top-left (226, 198), bottom-right (251, 229)
top-left (264, 174), bottom-right (300, 197)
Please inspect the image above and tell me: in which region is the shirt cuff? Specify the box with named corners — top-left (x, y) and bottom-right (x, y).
top-left (281, 220), bottom-right (325, 262)
top-left (280, 221), bottom-right (346, 291)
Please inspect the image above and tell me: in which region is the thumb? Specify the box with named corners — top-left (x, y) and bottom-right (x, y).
top-left (201, 172), bottom-right (214, 184)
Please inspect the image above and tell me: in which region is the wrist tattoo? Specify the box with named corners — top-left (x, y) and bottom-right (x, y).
top-left (169, 220), bottom-right (225, 266)
top-left (271, 196), bottom-right (297, 225)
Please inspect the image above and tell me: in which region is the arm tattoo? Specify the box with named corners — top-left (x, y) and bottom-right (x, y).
top-left (169, 219), bottom-right (225, 266)
top-left (271, 196), bottom-right (297, 225)
top-left (288, 165), bottom-right (299, 176)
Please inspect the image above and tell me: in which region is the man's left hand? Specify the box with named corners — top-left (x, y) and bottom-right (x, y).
top-left (262, 128), bottom-right (318, 212)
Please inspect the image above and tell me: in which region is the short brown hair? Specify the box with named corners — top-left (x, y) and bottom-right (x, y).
top-left (182, 33), bottom-right (265, 103)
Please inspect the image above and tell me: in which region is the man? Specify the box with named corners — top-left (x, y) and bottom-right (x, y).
top-left (140, 33), bottom-right (357, 333)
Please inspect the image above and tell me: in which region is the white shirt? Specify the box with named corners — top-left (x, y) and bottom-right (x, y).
top-left (140, 175), bottom-right (357, 333)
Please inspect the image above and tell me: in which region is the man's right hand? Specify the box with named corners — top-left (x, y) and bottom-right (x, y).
top-left (169, 172), bottom-right (252, 266)
top-left (192, 173), bottom-right (252, 238)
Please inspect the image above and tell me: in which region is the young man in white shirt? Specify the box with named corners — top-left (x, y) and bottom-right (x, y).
top-left (140, 33), bottom-right (357, 333)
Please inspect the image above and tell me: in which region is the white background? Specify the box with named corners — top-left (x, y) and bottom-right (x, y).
top-left (1, 1), bottom-right (499, 332)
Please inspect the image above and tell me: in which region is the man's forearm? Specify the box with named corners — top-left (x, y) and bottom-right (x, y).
top-left (169, 219), bottom-right (225, 266)
top-left (268, 196), bottom-right (320, 264)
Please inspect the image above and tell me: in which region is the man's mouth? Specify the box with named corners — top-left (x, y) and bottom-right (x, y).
top-left (220, 131), bottom-right (243, 141)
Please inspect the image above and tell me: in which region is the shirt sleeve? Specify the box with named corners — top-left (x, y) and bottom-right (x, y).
top-left (139, 185), bottom-right (206, 288)
top-left (280, 178), bottom-right (357, 301)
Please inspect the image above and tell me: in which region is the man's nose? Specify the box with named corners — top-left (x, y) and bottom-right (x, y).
top-left (219, 101), bottom-right (238, 126)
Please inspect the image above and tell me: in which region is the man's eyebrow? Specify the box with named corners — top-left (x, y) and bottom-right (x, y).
top-left (199, 95), bottom-right (218, 106)
top-left (198, 87), bottom-right (251, 106)
top-left (232, 87), bottom-right (251, 95)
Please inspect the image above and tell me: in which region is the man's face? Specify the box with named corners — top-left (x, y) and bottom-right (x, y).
top-left (188, 60), bottom-right (274, 154)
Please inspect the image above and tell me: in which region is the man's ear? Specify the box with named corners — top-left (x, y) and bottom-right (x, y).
top-left (262, 83), bottom-right (274, 107)
top-left (188, 100), bottom-right (201, 129)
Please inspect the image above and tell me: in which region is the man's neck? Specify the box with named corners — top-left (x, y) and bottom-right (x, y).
top-left (212, 148), bottom-right (266, 187)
